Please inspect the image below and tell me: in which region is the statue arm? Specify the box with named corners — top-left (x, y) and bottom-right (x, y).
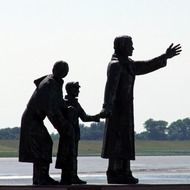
top-left (133, 54), bottom-right (167, 75)
top-left (46, 83), bottom-right (72, 136)
top-left (134, 43), bottom-right (181, 75)
top-left (78, 103), bottom-right (100, 122)
top-left (100, 62), bottom-right (121, 117)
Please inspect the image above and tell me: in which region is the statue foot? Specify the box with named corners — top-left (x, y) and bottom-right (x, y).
top-left (38, 176), bottom-right (59, 185)
top-left (107, 171), bottom-right (139, 184)
top-left (72, 175), bottom-right (87, 184)
top-left (60, 172), bottom-right (72, 185)
top-left (124, 175), bottom-right (139, 184)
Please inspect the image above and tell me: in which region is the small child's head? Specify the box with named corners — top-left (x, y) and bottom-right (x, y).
top-left (65, 82), bottom-right (80, 97)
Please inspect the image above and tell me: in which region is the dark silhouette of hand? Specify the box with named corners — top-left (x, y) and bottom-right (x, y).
top-left (93, 114), bottom-right (100, 122)
top-left (165, 43), bottom-right (182, 59)
top-left (99, 108), bottom-right (111, 119)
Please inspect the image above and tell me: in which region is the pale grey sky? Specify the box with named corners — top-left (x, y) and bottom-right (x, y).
top-left (0, 0), bottom-right (189, 133)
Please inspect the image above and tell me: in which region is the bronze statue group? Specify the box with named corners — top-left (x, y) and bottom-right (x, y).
top-left (18, 35), bottom-right (182, 185)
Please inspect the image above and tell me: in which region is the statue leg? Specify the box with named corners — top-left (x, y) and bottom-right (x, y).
top-left (123, 160), bottom-right (139, 184)
top-left (71, 139), bottom-right (87, 184)
top-left (38, 162), bottom-right (59, 185)
top-left (33, 163), bottom-right (40, 185)
top-left (106, 158), bottom-right (123, 184)
top-left (60, 170), bottom-right (72, 185)
top-left (56, 136), bottom-right (74, 185)
top-left (107, 159), bottom-right (138, 184)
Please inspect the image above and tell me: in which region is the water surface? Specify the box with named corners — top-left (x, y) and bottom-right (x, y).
top-left (0, 156), bottom-right (190, 185)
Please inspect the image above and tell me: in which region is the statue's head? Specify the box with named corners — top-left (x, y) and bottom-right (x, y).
top-left (65, 81), bottom-right (80, 97)
top-left (114, 35), bottom-right (134, 56)
top-left (52, 61), bottom-right (69, 78)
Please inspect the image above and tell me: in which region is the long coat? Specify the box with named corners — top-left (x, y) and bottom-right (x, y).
top-left (101, 54), bottom-right (167, 160)
top-left (19, 75), bottom-right (68, 163)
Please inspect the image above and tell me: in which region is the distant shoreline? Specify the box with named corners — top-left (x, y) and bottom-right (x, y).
top-left (1, 140), bottom-right (190, 157)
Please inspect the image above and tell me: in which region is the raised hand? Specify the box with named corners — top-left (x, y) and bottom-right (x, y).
top-left (165, 43), bottom-right (182, 59)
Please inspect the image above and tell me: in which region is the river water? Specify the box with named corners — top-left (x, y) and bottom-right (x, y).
top-left (0, 156), bottom-right (190, 185)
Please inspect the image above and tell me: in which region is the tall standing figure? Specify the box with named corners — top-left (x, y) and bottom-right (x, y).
top-left (100, 35), bottom-right (181, 184)
top-left (19, 61), bottom-right (72, 185)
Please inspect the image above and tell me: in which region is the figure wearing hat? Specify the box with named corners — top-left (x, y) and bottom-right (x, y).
top-left (55, 81), bottom-right (100, 185)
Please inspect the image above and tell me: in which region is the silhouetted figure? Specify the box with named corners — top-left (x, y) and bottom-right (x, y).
top-left (19, 61), bottom-right (71, 185)
top-left (99, 35), bottom-right (181, 184)
top-left (55, 82), bottom-right (100, 185)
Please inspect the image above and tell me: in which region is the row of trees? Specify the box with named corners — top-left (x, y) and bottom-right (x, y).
top-left (137, 118), bottom-right (190, 140)
top-left (0, 127), bottom-right (20, 140)
top-left (51, 122), bottom-right (104, 140)
top-left (1, 118), bottom-right (190, 140)
top-left (2, 122), bottom-right (105, 140)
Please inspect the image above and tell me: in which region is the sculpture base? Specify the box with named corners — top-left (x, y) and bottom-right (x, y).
top-left (0, 184), bottom-right (190, 190)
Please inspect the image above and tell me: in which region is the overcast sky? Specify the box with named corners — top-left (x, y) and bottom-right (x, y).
top-left (0, 0), bottom-right (189, 133)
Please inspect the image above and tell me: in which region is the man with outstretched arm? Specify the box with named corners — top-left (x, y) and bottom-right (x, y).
top-left (99, 35), bottom-right (181, 184)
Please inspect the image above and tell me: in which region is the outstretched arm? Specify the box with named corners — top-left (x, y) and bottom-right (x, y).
top-left (134, 43), bottom-right (182, 75)
top-left (79, 104), bottom-right (100, 122)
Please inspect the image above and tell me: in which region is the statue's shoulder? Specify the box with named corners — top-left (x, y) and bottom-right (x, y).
top-left (108, 58), bottom-right (121, 71)
top-left (107, 59), bottom-right (121, 77)
top-left (128, 57), bottom-right (134, 62)
top-left (41, 75), bottom-right (55, 85)
top-left (111, 55), bottom-right (119, 63)
top-left (38, 75), bottom-right (59, 90)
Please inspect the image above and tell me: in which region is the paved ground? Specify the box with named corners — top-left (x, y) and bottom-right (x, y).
top-left (0, 184), bottom-right (190, 190)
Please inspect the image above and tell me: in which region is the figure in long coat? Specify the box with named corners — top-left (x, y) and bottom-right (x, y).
top-left (99, 35), bottom-right (181, 184)
top-left (19, 61), bottom-right (71, 185)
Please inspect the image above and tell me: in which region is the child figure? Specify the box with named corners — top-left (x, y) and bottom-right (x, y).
top-left (55, 82), bottom-right (100, 185)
